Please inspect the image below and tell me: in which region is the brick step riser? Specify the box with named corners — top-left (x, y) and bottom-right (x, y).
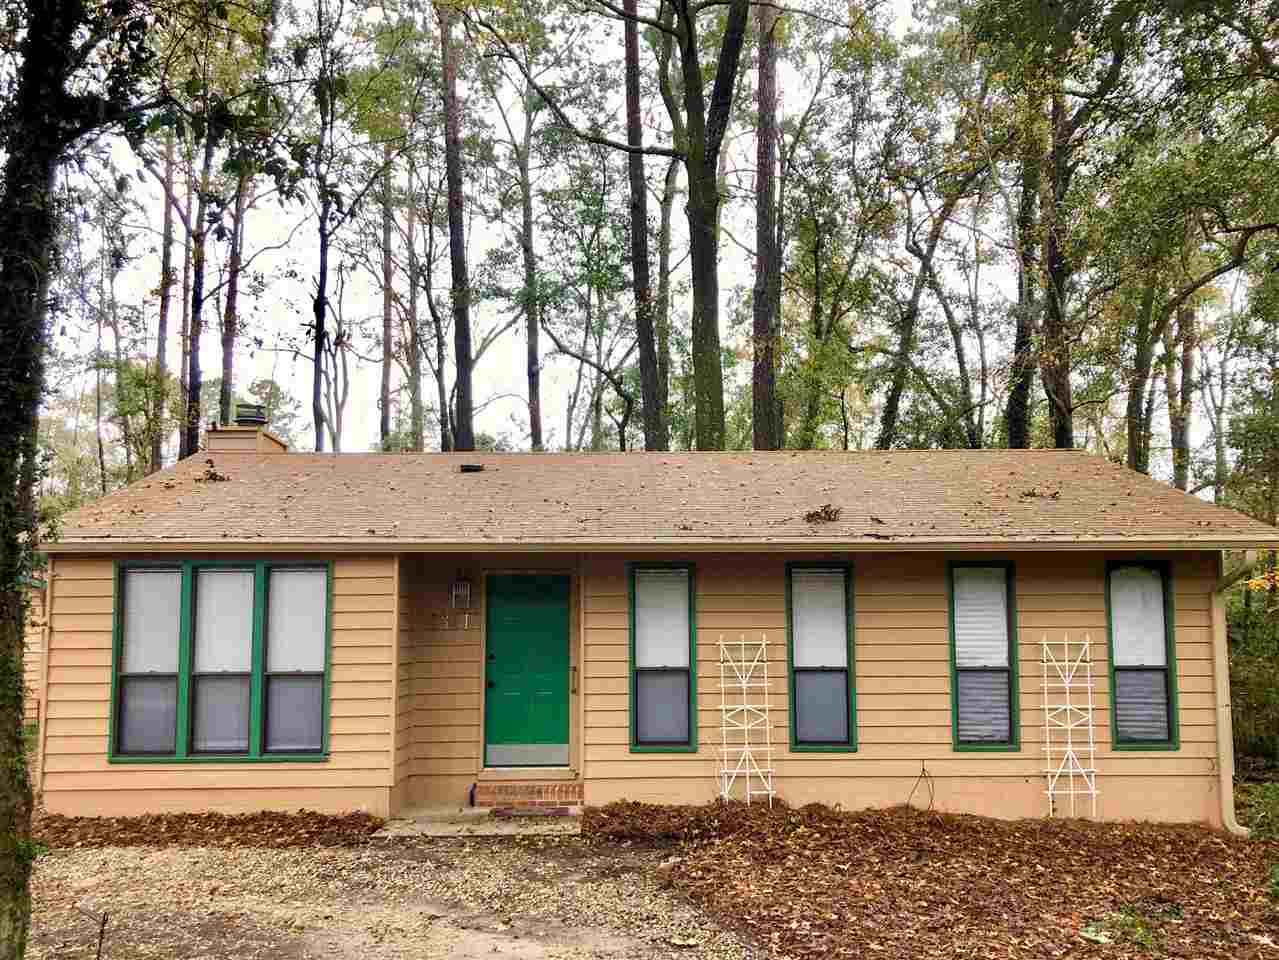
top-left (473, 782), bottom-right (583, 809)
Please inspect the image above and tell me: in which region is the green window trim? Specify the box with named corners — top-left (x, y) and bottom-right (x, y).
top-left (628, 562), bottom-right (698, 753)
top-left (786, 561), bottom-right (856, 752)
top-left (948, 560), bottom-right (1020, 752)
top-left (109, 559), bottom-right (333, 764)
top-left (1105, 558), bottom-right (1180, 752)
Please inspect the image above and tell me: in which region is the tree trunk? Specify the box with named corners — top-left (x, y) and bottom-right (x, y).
top-left (406, 180), bottom-right (425, 452)
top-left (183, 131), bottom-right (217, 459)
top-left (1039, 89), bottom-right (1074, 449)
top-left (1125, 282), bottom-right (1157, 474)
top-left (311, 28), bottom-right (337, 453)
top-left (623, 0), bottom-right (665, 452)
top-left (656, 157), bottom-right (679, 426)
top-left (179, 141), bottom-right (193, 416)
top-left (675, 0), bottom-right (749, 451)
top-left (95, 284), bottom-right (107, 493)
top-left (796, 228), bottom-right (826, 449)
top-left (751, 0), bottom-right (781, 451)
top-left (107, 266), bottom-right (136, 480)
top-left (219, 169), bottom-right (249, 427)
top-left (1212, 345), bottom-right (1229, 503)
top-left (152, 130), bottom-right (175, 473)
top-left (1141, 365), bottom-right (1159, 468)
top-left (0, 160), bottom-right (50, 957)
top-left (425, 269), bottom-right (452, 452)
top-left (438, 4), bottom-right (474, 451)
top-left (312, 207), bottom-right (329, 453)
top-left (590, 294), bottom-right (605, 450)
top-left (518, 96), bottom-right (544, 451)
top-left (380, 144), bottom-right (394, 449)
top-left (1005, 120), bottom-right (1040, 449)
top-left (1166, 303), bottom-right (1196, 491)
top-left (685, 167), bottom-right (725, 450)
top-left (0, 7), bottom-right (99, 947)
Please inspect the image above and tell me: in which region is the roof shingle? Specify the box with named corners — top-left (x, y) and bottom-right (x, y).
top-left (44, 449), bottom-right (1278, 552)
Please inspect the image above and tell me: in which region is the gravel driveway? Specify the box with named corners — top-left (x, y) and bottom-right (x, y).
top-left (31, 836), bottom-right (761, 960)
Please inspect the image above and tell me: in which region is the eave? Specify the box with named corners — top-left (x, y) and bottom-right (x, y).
top-left (39, 536), bottom-right (1279, 555)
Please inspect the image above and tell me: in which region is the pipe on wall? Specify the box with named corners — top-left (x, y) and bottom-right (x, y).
top-left (1213, 554), bottom-right (1249, 837)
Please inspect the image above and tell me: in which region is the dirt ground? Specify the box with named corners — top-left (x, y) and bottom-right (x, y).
top-left (30, 836), bottom-right (760, 960)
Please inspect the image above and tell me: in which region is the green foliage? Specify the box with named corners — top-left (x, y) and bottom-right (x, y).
top-left (245, 380), bottom-right (301, 447)
top-left (20, 726), bottom-right (36, 766)
top-left (1227, 549), bottom-right (1279, 762)
top-left (1235, 782), bottom-right (1279, 840)
top-left (12, 837), bottom-right (46, 870)
top-left (1080, 904), bottom-right (1178, 948)
top-left (1234, 655), bottom-right (1279, 763)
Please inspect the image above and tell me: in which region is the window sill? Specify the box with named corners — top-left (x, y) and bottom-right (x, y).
top-left (790, 743), bottom-right (857, 753)
top-left (1110, 741), bottom-right (1179, 752)
top-left (952, 742), bottom-right (1021, 753)
top-left (629, 744), bottom-right (698, 754)
top-left (109, 753), bottom-right (330, 764)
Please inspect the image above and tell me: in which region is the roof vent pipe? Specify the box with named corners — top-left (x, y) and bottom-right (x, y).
top-left (234, 402), bottom-right (267, 427)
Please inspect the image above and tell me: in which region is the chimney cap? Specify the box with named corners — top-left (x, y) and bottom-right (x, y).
top-left (234, 402), bottom-right (267, 427)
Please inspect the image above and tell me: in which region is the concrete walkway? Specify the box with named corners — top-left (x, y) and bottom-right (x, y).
top-left (374, 805), bottom-right (581, 838)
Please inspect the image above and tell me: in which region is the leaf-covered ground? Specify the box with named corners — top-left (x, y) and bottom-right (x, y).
top-left (34, 809), bottom-right (383, 849)
top-left (585, 801), bottom-right (1279, 959)
top-left (32, 801), bottom-right (1279, 957)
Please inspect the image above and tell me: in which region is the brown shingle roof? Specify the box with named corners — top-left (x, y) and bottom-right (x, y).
top-left (44, 449), bottom-right (1278, 552)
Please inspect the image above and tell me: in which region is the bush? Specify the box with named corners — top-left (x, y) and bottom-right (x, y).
top-left (1235, 781), bottom-right (1279, 838)
top-left (1231, 654), bottom-right (1279, 762)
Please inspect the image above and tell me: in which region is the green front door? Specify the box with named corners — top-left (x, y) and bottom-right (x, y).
top-left (484, 574), bottom-right (571, 767)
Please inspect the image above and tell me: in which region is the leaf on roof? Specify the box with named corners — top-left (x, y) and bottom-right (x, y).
top-left (804, 504), bottom-right (842, 523)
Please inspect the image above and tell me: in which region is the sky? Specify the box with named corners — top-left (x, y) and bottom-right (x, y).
top-left (66, 10), bottom-right (853, 456)
top-left (62, 0), bottom-right (1212, 472)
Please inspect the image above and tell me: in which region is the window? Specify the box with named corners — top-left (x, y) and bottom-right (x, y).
top-left (949, 563), bottom-right (1018, 749)
top-left (265, 569), bottom-right (327, 752)
top-left (117, 569), bottom-right (181, 754)
top-left (1107, 562), bottom-right (1177, 748)
top-left (112, 561), bottom-right (330, 761)
top-left (630, 565), bottom-right (695, 750)
top-left (192, 569), bottom-right (254, 752)
top-left (788, 565), bottom-right (854, 749)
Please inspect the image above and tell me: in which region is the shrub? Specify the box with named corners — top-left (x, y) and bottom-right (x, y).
top-left (1231, 652), bottom-right (1279, 763)
top-left (1235, 781), bottom-right (1279, 839)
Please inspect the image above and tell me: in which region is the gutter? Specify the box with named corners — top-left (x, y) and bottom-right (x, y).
top-left (1212, 558), bottom-right (1249, 837)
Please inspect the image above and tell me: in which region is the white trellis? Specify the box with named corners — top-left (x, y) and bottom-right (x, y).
top-left (1041, 634), bottom-right (1100, 818)
top-left (718, 634), bottom-right (776, 805)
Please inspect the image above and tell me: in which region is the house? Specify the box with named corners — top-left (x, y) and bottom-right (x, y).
top-left (28, 420), bottom-right (1278, 830)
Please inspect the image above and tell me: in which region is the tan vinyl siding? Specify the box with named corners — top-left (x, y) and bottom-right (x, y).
top-left (39, 547), bottom-right (1227, 825)
top-left (395, 555), bottom-right (483, 806)
top-left (23, 583), bottom-right (45, 725)
top-left (392, 557), bottom-right (414, 810)
top-left (581, 551), bottom-right (1225, 825)
top-left (394, 554), bottom-right (584, 809)
top-left (38, 555), bottom-right (396, 817)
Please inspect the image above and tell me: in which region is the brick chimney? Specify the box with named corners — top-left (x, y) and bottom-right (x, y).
top-left (204, 403), bottom-right (290, 454)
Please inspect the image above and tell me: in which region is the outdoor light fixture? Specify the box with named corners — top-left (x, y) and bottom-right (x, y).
top-left (450, 574), bottom-right (472, 610)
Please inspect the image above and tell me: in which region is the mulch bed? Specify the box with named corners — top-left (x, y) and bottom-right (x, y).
top-left (584, 800), bottom-right (1279, 959)
top-left (34, 809), bottom-right (384, 849)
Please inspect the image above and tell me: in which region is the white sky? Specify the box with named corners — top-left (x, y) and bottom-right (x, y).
top-left (61, 0), bottom-right (1215, 477)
